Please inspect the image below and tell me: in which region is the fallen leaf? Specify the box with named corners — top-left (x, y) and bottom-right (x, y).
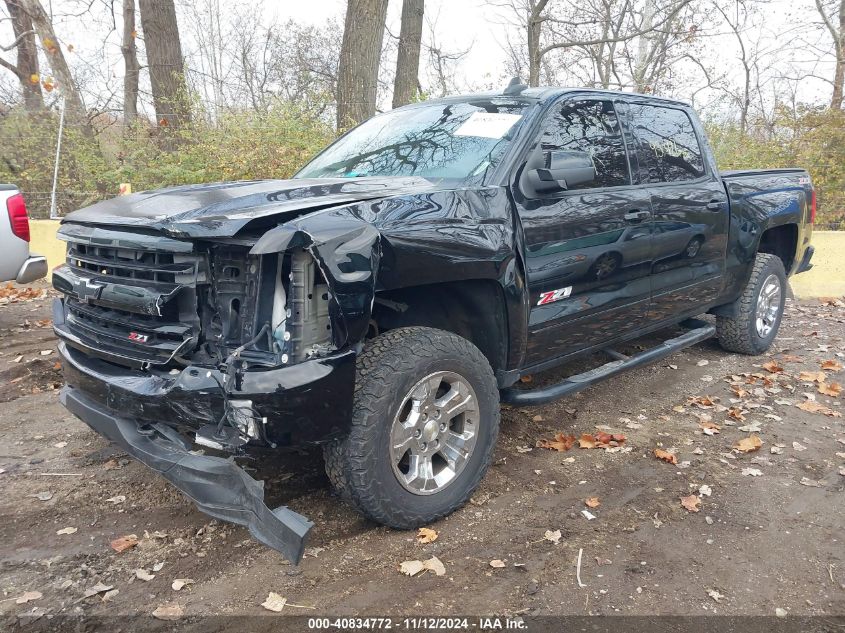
top-left (543, 529), bottom-right (561, 544)
top-left (581, 510), bottom-right (596, 520)
top-left (172, 578), bottom-right (195, 591)
top-left (741, 467), bottom-right (763, 477)
top-left (135, 568), bottom-right (155, 582)
top-left (688, 395), bottom-right (718, 408)
top-left (798, 370), bottom-right (827, 383)
top-left (799, 477), bottom-right (823, 487)
top-left (152, 603), bottom-right (184, 620)
top-left (792, 441), bottom-right (807, 451)
top-left (585, 497), bottom-right (601, 508)
top-left (680, 495), bottom-right (701, 513)
top-left (818, 382), bottom-right (842, 397)
top-left (83, 583), bottom-right (114, 598)
top-left (110, 534), bottom-right (139, 553)
top-left (13, 355), bottom-right (23, 363)
top-left (56, 527), bottom-right (77, 535)
top-left (699, 420), bottom-right (721, 435)
top-left (520, 374), bottom-right (533, 384)
top-left (416, 527), bottom-right (438, 544)
top-left (537, 433), bottom-right (576, 452)
top-left (761, 361), bottom-right (784, 373)
top-left (821, 359), bottom-right (843, 371)
top-left (727, 407), bottom-right (746, 422)
top-left (15, 591), bottom-right (42, 604)
top-left (708, 588), bottom-right (725, 603)
top-left (796, 401), bottom-right (841, 417)
top-left (399, 556), bottom-right (445, 577)
top-left (489, 559), bottom-right (506, 568)
top-left (733, 435), bottom-right (763, 453)
top-left (261, 593), bottom-right (288, 612)
top-left (654, 448), bottom-right (678, 464)
top-left (578, 433), bottom-right (597, 449)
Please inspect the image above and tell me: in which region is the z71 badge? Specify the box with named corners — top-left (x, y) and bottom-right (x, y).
top-left (128, 332), bottom-right (150, 343)
top-left (537, 286), bottom-right (572, 306)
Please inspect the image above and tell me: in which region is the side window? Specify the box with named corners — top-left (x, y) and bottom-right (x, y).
top-left (537, 100), bottom-right (631, 190)
top-left (630, 104), bottom-right (705, 183)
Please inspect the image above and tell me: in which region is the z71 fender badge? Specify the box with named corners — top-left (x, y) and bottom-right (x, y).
top-left (537, 286), bottom-right (572, 306)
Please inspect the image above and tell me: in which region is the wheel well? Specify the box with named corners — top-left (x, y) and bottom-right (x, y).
top-left (758, 224), bottom-right (797, 272)
top-left (370, 280), bottom-right (509, 373)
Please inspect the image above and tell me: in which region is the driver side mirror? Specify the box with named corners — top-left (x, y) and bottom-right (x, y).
top-left (522, 150), bottom-right (596, 197)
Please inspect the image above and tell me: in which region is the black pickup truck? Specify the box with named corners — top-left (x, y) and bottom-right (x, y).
top-left (52, 84), bottom-right (815, 563)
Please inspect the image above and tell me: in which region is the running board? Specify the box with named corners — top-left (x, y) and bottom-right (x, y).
top-left (501, 319), bottom-right (716, 407)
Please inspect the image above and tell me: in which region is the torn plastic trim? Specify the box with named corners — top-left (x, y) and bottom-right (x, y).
top-left (251, 216), bottom-right (381, 350)
top-left (60, 386), bottom-right (313, 564)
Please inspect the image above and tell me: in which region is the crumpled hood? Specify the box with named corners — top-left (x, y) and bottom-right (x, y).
top-left (61, 176), bottom-right (440, 238)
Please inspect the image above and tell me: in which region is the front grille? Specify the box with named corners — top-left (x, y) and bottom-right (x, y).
top-left (66, 241), bottom-right (196, 287)
top-left (54, 229), bottom-right (206, 367)
top-left (64, 298), bottom-right (194, 364)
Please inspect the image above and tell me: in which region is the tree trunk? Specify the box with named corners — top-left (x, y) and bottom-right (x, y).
top-left (5, 0), bottom-right (43, 110)
top-left (392, 0), bottom-right (424, 108)
top-left (526, 0), bottom-right (548, 87)
top-left (336, 0), bottom-right (388, 129)
top-left (19, 0), bottom-right (89, 126)
top-left (138, 0), bottom-right (191, 130)
top-left (831, 0), bottom-right (845, 109)
top-left (121, 0), bottom-right (140, 125)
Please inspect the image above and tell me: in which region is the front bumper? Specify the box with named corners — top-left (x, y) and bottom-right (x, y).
top-left (16, 254), bottom-right (47, 284)
top-left (61, 386), bottom-right (314, 563)
top-left (54, 296), bottom-right (356, 448)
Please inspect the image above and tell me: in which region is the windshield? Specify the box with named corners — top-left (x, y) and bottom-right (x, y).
top-left (296, 100), bottom-right (529, 181)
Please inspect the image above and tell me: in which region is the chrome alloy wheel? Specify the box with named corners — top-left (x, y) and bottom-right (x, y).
top-left (389, 371), bottom-right (479, 495)
top-left (755, 273), bottom-right (782, 338)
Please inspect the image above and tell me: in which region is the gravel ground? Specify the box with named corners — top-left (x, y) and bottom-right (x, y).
top-left (0, 284), bottom-right (843, 630)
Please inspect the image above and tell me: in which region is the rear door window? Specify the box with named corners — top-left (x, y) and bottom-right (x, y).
top-left (537, 100), bottom-right (631, 190)
top-left (629, 104), bottom-right (706, 183)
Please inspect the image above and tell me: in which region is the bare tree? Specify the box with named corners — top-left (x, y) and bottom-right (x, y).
top-left (393, 0), bottom-right (424, 107)
top-left (121, 0), bottom-right (140, 124)
top-left (138, 0), bottom-right (191, 129)
top-left (0, 0), bottom-right (43, 110)
top-left (18, 0), bottom-right (90, 125)
top-left (336, 0), bottom-right (389, 128)
top-left (491, 0), bottom-right (693, 88)
top-left (815, 0), bottom-right (845, 108)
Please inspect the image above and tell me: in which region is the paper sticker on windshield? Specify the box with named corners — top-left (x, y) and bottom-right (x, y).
top-left (454, 112), bottom-right (522, 139)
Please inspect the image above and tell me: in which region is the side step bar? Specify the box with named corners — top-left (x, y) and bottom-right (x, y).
top-left (501, 319), bottom-right (716, 407)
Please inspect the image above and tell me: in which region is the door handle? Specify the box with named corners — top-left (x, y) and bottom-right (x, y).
top-left (623, 209), bottom-right (651, 222)
top-left (706, 199), bottom-right (725, 211)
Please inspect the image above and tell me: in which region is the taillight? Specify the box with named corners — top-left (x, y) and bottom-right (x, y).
top-left (810, 190), bottom-right (816, 224)
top-left (6, 193), bottom-right (30, 242)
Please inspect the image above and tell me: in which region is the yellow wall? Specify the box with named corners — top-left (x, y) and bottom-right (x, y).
top-left (30, 220), bottom-right (65, 278)
top-left (28, 219), bottom-right (844, 298)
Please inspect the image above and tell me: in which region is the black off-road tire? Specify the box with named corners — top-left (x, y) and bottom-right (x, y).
top-left (323, 327), bottom-right (500, 528)
top-left (716, 253), bottom-right (786, 355)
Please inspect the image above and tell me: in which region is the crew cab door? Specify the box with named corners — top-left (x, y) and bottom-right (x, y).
top-left (626, 103), bottom-right (729, 320)
top-left (512, 98), bottom-right (654, 366)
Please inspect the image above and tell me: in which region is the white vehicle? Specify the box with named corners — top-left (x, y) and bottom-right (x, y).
top-left (0, 186), bottom-right (47, 284)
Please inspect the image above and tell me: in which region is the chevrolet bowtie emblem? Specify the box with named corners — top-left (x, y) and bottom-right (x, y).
top-left (75, 278), bottom-right (104, 303)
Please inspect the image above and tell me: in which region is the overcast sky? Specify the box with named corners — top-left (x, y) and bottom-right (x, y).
top-left (0, 0), bottom-right (837, 117)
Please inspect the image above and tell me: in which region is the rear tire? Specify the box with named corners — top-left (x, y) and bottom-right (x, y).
top-left (716, 253), bottom-right (786, 355)
top-left (323, 327), bottom-right (499, 528)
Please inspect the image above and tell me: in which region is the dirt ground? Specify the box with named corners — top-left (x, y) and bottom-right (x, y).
top-left (1, 283), bottom-right (843, 629)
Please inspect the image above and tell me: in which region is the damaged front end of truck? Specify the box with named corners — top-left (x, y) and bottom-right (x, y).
top-left (52, 185), bottom-right (387, 564)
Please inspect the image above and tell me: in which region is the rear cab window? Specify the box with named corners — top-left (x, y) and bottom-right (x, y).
top-left (628, 104), bottom-right (706, 183)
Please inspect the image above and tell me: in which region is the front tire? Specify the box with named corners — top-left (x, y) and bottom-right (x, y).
top-left (716, 252), bottom-right (786, 355)
top-left (323, 327), bottom-right (500, 528)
